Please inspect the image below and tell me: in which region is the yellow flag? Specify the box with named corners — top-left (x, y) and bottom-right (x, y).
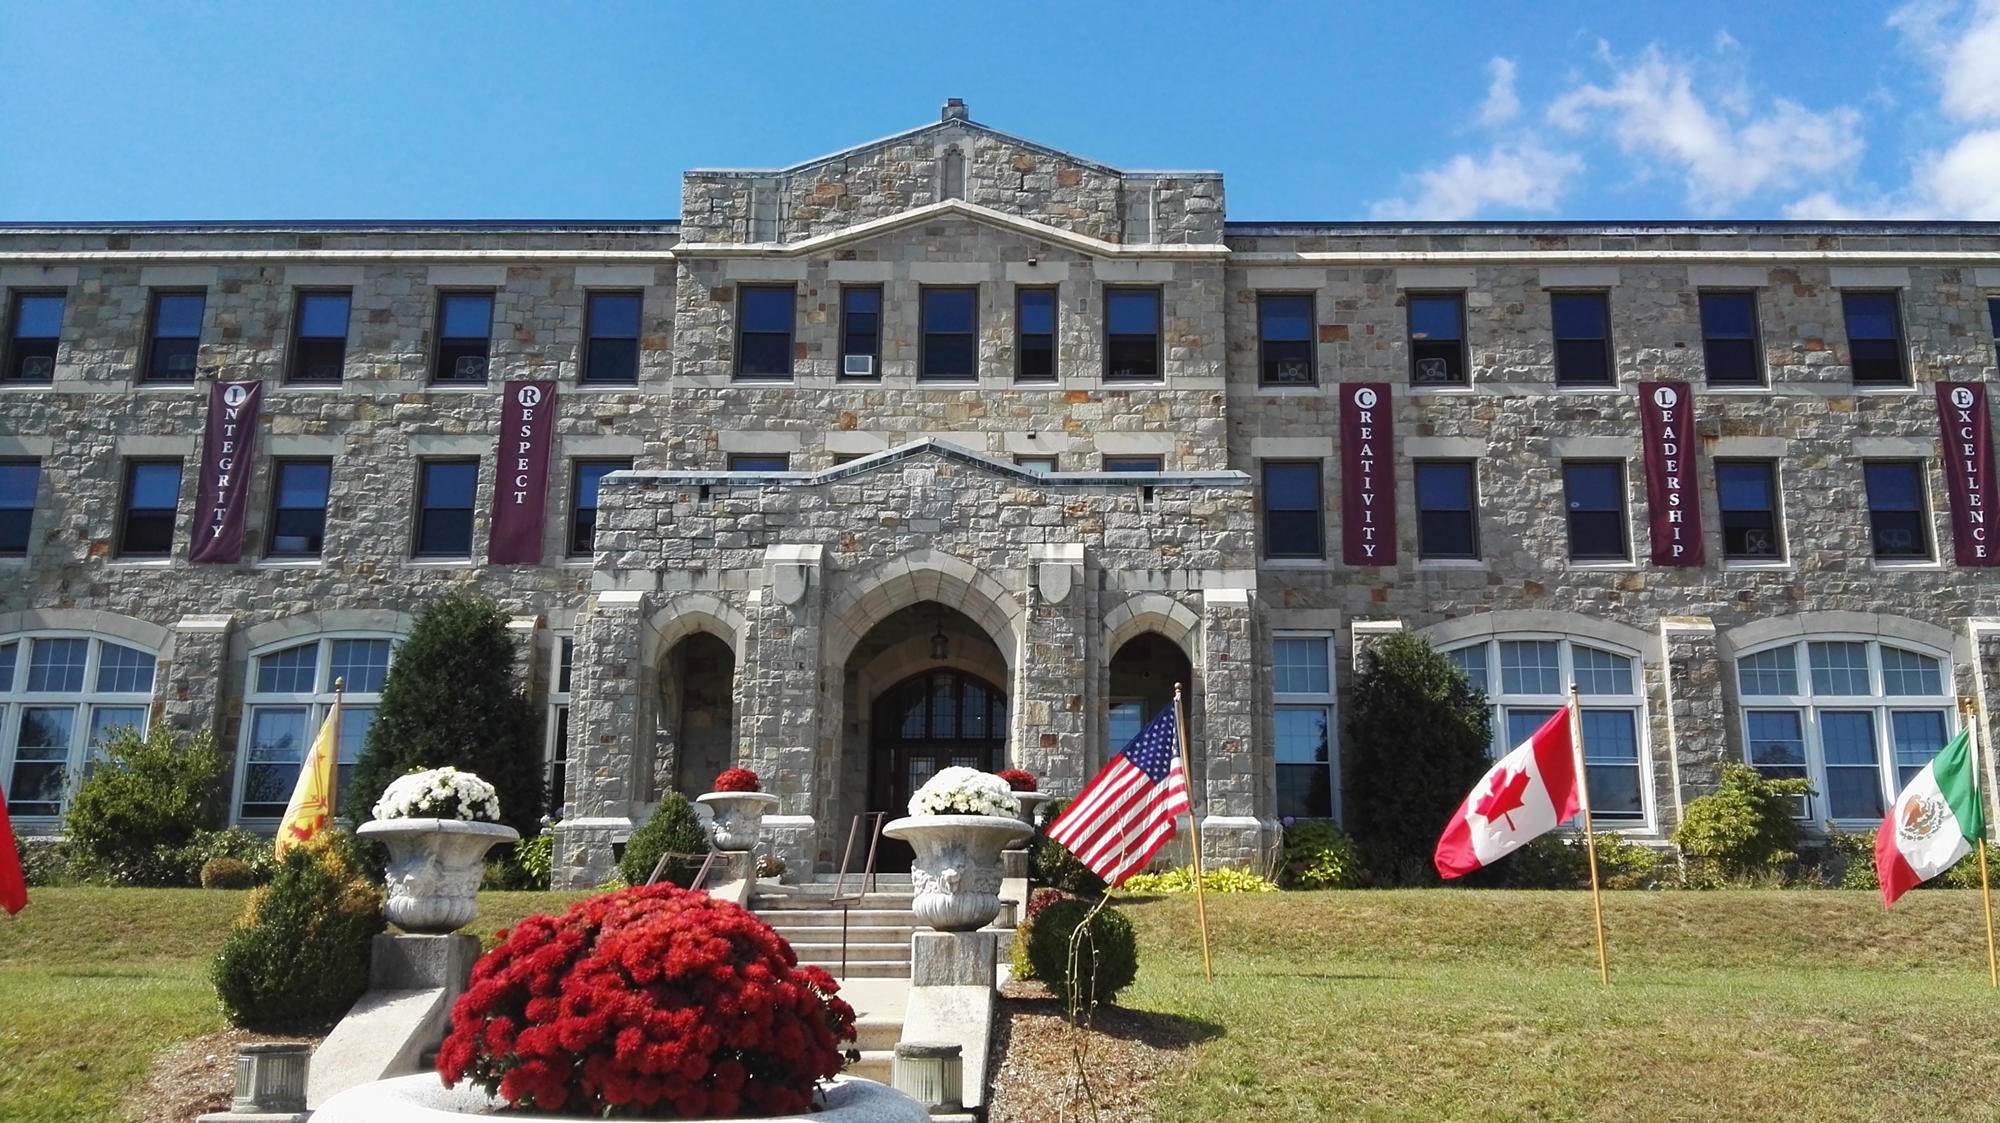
top-left (275, 696), bottom-right (340, 858)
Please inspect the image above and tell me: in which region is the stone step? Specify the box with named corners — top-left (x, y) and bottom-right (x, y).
top-left (755, 907), bottom-right (919, 926)
top-left (770, 925), bottom-right (914, 943)
top-left (850, 1049), bottom-right (894, 1083)
top-left (798, 959), bottom-right (909, 978)
top-left (853, 1018), bottom-right (902, 1053)
top-left (755, 890), bottom-right (916, 908)
top-left (777, 941), bottom-right (911, 963)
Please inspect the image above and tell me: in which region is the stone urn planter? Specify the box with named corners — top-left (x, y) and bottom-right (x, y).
top-left (310, 1073), bottom-right (929, 1123)
top-left (1010, 792), bottom-right (1055, 840)
top-left (697, 790), bottom-right (782, 851)
top-left (882, 814), bottom-right (1033, 931)
top-left (356, 819), bottom-right (519, 935)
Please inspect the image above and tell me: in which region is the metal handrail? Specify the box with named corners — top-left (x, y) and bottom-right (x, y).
top-left (646, 847), bottom-right (720, 890)
top-left (827, 812), bottom-right (888, 978)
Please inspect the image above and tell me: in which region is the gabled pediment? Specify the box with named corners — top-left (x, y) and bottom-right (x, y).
top-left (672, 198), bottom-right (1228, 261)
top-left (610, 439), bottom-right (1249, 489)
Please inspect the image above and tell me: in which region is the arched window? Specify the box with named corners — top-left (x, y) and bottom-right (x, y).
top-left (0, 633), bottom-right (157, 821)
top-left (1442, 636), bottom-right (1649, 825)
top-left (1734, 638), bottom-right (1954, 825)
top-left (238, 635), bottom-right (395, 822)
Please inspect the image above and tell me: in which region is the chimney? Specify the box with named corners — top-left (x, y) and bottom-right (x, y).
top-left (942, 98), bottom-right (968, 122)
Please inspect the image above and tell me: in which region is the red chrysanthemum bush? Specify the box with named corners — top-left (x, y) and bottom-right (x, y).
top-left (437, 884), bottom-right (855, 1117)
top-left (713, 768), bottom-right (762, 793)
top-left (996, 768), bottom-right (1037, 792)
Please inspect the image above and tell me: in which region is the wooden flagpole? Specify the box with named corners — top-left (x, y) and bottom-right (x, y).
top-left (1569, 684), bottom-right (1610, 986)
top-left (1174, 683), bottom-right (1214, 982)
top-left (1961, 696), bottom-right (1997, 989)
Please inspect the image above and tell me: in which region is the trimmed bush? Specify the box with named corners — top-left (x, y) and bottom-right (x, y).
top-left (1121, 865), bottom-right (1277, 893)
top-left (200, 857), bottom-right (256, 889)
top-left (1029, 799), bottom-right (1107, 898)
top-left (176, 827), bottom-right (279, 886)
top-left (65, 723), bottom-right (224, 886)
top-left (620, 792), bottom-right (710, 887)
top-left (1673, 764), bottom-right (1813, 885)
top-left (1025, 897), bottom-right (1139, 1015)
top-left (213, 831), bottom-right (385, 1030)
top-left (14, 832), bottom-right (76, 887)
top-left (1277, 820), bottom-right (1364, 890)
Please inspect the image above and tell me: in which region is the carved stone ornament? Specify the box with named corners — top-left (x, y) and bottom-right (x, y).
top-left (774, 563), bottom-right (809, 606)
top-left (1036, 562), bottom-right (1073, 605)
top-left (882, 814), bottom-right (1033, 931)
top-left (355, 819), bottom-right (519, 934)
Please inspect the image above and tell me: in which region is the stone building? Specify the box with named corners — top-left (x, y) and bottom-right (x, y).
top-left (2, 101), bottom-right (1998, 887)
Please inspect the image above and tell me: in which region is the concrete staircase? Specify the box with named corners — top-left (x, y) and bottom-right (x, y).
top-left (750, 875), bottom-right (919, 1084)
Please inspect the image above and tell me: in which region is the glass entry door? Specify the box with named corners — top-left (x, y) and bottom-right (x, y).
top-left (869, 670), bottom-right (1008, 871)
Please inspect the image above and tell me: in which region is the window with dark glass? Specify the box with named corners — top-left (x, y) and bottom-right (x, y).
top-left (1843, 292), bottom-right (1906, 384)
top-left (120, 460), bottom-right (181, 557)
top-left (1408, 293), bottom-right (1466, 384)
top-left (1864, 461), bottom-right (1929, 559)
top-left (0, 460), bottom-right (37, 556)
top-left (415, 460), bottom-right (477, 558)
top-left (288, 291), bottom-right (350, 383)
top-left (5, 291), bottom-right (63, 382)
top-left (1016, 288), bottom-right (1056, 381)
top-left (583, 292), bottom-right (641, 384)
top-left (433, 292), bottom-right (494, 383)
top-left (1551, 291), bottom-right (1612, 385)
top-left (840, 287), bottom-right (881, 379)
top-left (268, 460), bottom-right (331, 558)
top-left (1262, 461), bottom-right (1323, 558)
top-left (1105, 289), bottom-right (1162, 381)
top-left (1563, 461), bottom-right (1627, 561)
top-left (1259, 294), bottom-right (1314, 385)
top-left (1990, 298), bottom-right (1999, 365)
top-left (921, 288), bottom-right (977, 380)
top-left (1699, 291), bottom-right (1761, 384)
top-left (727, 454), bottom-right (789, 472)
top-left (1717, 460), bottom-right (1782, 559)
top-left (1273, 636), bottom-right (1334, 818)
top-left (736, 286), bottom-right (794, 378)
top-left (1416, 461), bottom-right (1478, 559)
top-left (1104, 457), bottom-right (1161, 472)
top-left (569, 459), bottom-right (630, 557)
top-left (145, 292), bottom-right (205, 381)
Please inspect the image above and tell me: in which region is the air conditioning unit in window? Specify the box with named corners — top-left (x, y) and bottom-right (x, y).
top-left (843, 355), bottom-right (875, 377)
top-left (20, 356), bottom-right (53, 379)
top-left (455, 356), bottom-right (488, 379)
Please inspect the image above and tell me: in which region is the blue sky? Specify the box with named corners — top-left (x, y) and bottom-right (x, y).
top-left (2, 1), bottom-right (1996, 223)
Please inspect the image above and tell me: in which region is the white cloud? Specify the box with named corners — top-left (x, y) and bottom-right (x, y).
top-left (1370, 140), bottom-right (1583, 220)
top-left (1478, 58), bottom-right (1520, 128)
top-left (1891, 0), bottom-right (2000, 123)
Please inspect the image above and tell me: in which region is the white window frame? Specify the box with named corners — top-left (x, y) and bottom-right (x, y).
top-left (234, 632), bottom-right (399, 826)
top-left (0, 632), bottom-right (157, 825)
top-left (1272, 632), bottom-right (1338, 822)
top-left (547, 632), bottom-right (572, 816)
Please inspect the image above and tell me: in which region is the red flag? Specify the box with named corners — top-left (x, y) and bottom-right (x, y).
top-left (0, 777), bottom-right (28, 915)
top-left (1046, 706), bottom-right (1192, 887)
top-left (1435, 706), bottom-right (1582, 879)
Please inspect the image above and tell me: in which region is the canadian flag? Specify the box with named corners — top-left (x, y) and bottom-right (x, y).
top-left (1435, 706), bottom-right (1582, 878)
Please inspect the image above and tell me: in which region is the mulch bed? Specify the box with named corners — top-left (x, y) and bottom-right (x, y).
top-left (985, 979), bottom-right (1216, 1123)
top-left (124, 1029), bottom-right (323, 1123)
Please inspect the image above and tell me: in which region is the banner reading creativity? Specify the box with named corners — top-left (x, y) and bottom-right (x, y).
top-left (188, 380), bottom-right (262, 564)
top-left (489, 381), bottom-right (556, 564)
top-left (1341, 383), bottom-right (1396, 566)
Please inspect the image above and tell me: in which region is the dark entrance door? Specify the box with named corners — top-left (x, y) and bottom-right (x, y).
top-left (869, 669), bottom-right (1009, 872)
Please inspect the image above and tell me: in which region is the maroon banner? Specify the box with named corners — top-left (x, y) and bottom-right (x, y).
top-left (1938, 382), bottom-right (2000, 566)
top-left (188, 380), bottom-right (262, 564)
top-left (1341, 383), bottom-right (1396, 566)
top-left (489, 381), bottom-right (556, 564)
top-left (1639, 381), bottom-right (1704, 566)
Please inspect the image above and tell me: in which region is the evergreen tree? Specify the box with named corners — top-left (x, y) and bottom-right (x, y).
top-left (1343, 630), bottom-right (1492, 886)
top-left (350, 592), bottom-right (543, 834)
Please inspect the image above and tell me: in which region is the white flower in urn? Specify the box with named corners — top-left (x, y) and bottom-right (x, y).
top-left (907, 766), bottom-right (1021, 818)
top-left (374, 766), bottom-right (503, 823)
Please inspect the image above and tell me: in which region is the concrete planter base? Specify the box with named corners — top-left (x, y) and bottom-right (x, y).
top-left (310, 1073), bottom-right (930, 1123)
top-left (697, 790), bottom-right (781, 851)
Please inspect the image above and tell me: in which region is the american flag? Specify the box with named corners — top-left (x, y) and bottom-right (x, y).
top-left (1045, 705), bottom-right (1192, 887)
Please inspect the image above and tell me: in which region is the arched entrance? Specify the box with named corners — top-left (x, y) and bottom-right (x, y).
top-left (660, 632), bottom-right (736, 796)
top-left (1107, 632), bottom-right (1193, 748)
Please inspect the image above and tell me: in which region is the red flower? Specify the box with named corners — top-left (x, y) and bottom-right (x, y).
top-left (713, 768), bottom-right (762, 793)
top-left (996, 768), bottom-right (1038, 792)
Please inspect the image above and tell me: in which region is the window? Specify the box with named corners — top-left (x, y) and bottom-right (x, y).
top-left (1273, 635), bottom-right (1335, 819)
top-left (5, 291), bottom-right (63, 382)
top-left (548, 635), bottom-right (573, 812)
top-left (239, 636), bottom-right (394, 820)
top-left (1446, 637), bottom-right (1646, 822)
top-left (840, 287), bottom-right (881, 379)
top-left (267, 460), bottom-right (331, 558)
top-left (1842, 292), bottom-right (1906, 384)
top-left (1262, 461), bottom-right (1323, 558)
top-left (736, 286), bottom-right (794, 379)
top-left (569, 459), bottom-right (630, 557)
top-left (145, 291), bottom-right (205, 381)
top-left (1017, 288), bottom-right (1056, 381)
top-left (415, 460), bottom-right (477, 558)
top-left (728, 454), bottom-right (789, 472)
top-left (1416, 461), bottom-right (1478, 559)
top-left (921, 288), bottom-right (978, 380)
top-left (1551, 292), bottom-right (1612, 385)
top-left (1717, 460), bottom-right (1782, 559)
top-left (1990, 298), bottom-right (1999, 365)
top-left (1104, 457), bottom-right (1161, 473)
top-left (1563, 461), bottom-right (1627, 561)
top-left (1105, 289), bottom-right (1162, 381)
top-left (583, 292), bottom-right (642, 384)
top-left (1259, 294), bottom-right (1314, 385)
top-left (1016, 456), bottom-right (1058, 474)
top-left (1864, 461), bottom-right (1930, 560)
top-left (0, 461), bottom-right (36, 556)
top-left (1408, 293), bottom-right (1466, 384)
top-left (120, 460), bottom-right (181, 558)
top-left (289, 291), bottom-right (350, 383)
top-left (1737, 639), bottom-right (1952, 823)
top-left (433, 292), bottom-right (494, 383)
top-left (1699, 291), bottom-right (1761, 385)
top-left (1, 635), bottom-right (155, 820)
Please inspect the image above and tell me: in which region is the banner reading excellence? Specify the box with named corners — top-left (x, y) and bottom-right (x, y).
top-left (1341, 383), bottom-right (1396, 566)
top-left (188, 380), bottom-right (262, 565)
top-left (489, 381), bottom-right (557, 565)
top-left (1638, 381), bottom-right (1704, 567)
top-left (1937, 382), bottom-right (2000, 567)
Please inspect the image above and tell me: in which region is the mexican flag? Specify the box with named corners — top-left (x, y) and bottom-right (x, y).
top-left (1875, 728), bottom-right (1986, 908)
top-left (1435, 706), bottom-right (1582, 878)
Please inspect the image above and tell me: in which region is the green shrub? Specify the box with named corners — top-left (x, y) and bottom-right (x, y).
top-left (1029, 799), bottom-right (1107, 898)
top-left (619, 793), bottom-right (709, 887)
top-left (213, 831), bottom-right (385, 1030)
top-left (175, 828), bottom-right (279, 886)
top-left (201, 857), bottom-right (256, 889)
top-left (1825, 827), bottom-right (1880, 890)
top-left (1460, 833), bottom-right (1668, 890)
top-left (1025, 897), bottom-right (1139, 1016)
top-left (1672, 764), bottom-right (1813, 884)
top-left (1009, 920), bottom-right (1037, 981)
top-left (1277, 820), bottom-right (1364, 890)
top-left (64, 723), bottom-right (224, 886)
top-left (1121, 865), bottom-right (1278, 893)
top-left (481, 830), bottom-right (555, 891)
top-left (14, 832), bottom-right (77, 887)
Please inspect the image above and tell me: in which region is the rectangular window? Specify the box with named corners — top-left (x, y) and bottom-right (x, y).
top-left (1893, 710), bottom-right (1952, 789)
top-left (1275, 707), bottom-right (1332, 819)
top-left (5, 291), bottom-right (63, 382)
top-left (1699, 291), bottom-right (1761, 385)
top-left (1563, 461), bottom-right (1627, 561)
top-left (583, 292), bottom-right (642, 384)
top-left (1581, 709), bottom-right (1643, 819)
top-left (1551, 292), bottom-right (1612, 385)
top-left (1015, 455), bottom-right (1057, 474)
top-left (1990, 298), bottom-right (1999, 365)
top-left (1262, 461), bottom-right (1323, 558)
top-left (1843, 292), bottom-right (1906, 384)
top-left (1103, 457), bottom-right (1161, 472)
top-left (736, 285), bottom-right (794, 379)
top-left (415, 460), bottom-right (478, 558)
top-left (1105, 289), bottom-right (1162, 381)
top-left (0, 460), bottom-right (37, 556)
top-left (289, 290), bottom-right (351, 383)
top-left (1717, 460), bottom-right (1781, 559)
top-left (433, 292), bottom-right (494, 383)
top-left (1864, 461), bottom-right (1930, 559)
top-left (840, 287), bottom-right (882, 379)
top-left (1273, 637), bottom-right (1331, 694)
top-left (727, 454), bottom-right (790, 472)
top-left (1808, 641), bottom-right (1871, 695)
top-left (1259, 294), bottom-right (1315, 385)
top-left (329, 638), bottom-right (392, 693)
top-left (921, 287), bottom-right (978, 380)
top-left (1415, 460), bottom-right (1478, 559)
top-left (267, 460), bottom-right (331, 558)
top-left (145, 291), bottom-right (206, 381)
top-left (1408, 293), bottom-right (1467, 384)
top-left (1745, 709), bottom-right (1810, 815)
top-left (1499, 640), bottom-right (1561, 695)
top-left (242, 706), bottom-right (308, 819)
top-left (1016, 288), bottom-right (1056, 381)
top-left (9, 706), bottom-right (75, 817)
top-left (120, 460), bottom-right (181, 557)
top-left (569, 459), bottom-right (630, 557)
top-left (1819, 710), bottom-right (1885, 820)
